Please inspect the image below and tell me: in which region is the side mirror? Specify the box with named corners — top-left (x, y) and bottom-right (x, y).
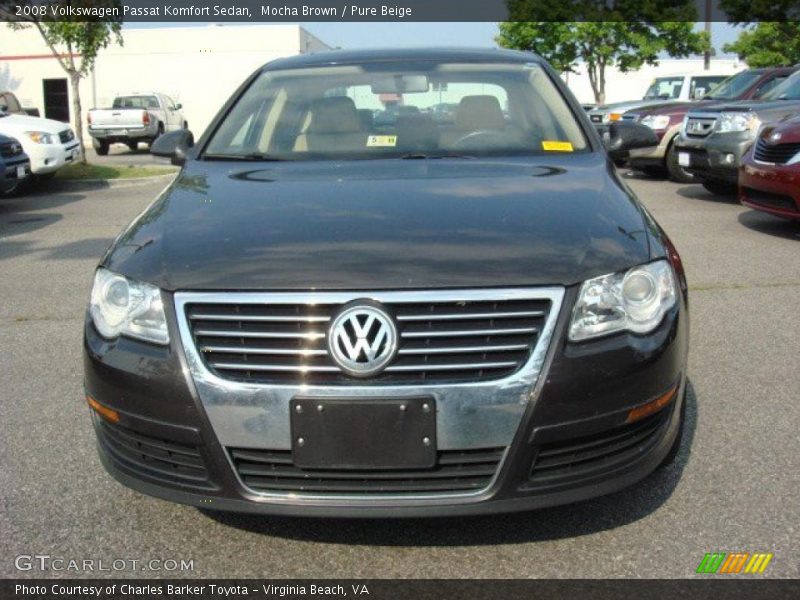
top-left (605, 121), bottom-right (659, 161)
top-left (174, 103), bottom-right (182, 110)
top-left (151, 129), bottom-right (194, 166)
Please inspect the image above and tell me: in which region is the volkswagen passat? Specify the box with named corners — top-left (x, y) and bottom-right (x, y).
top-left (84, 48), bottom-right (689, 517)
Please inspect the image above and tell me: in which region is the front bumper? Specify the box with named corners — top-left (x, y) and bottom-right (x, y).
top-left (1, 157), bottom-right (31, 193)
top-left (675, 132), bottom-right (754, 184)
top-left (25, 142), bottom-right (81, 174)
top-left (740, 158), bottom-right (800, 220)
top-left (628, 125), bottom-right (679, 167)
top-left (84, 285), bottom-right (689, 517)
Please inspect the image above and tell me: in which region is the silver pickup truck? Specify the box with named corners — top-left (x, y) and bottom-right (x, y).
top-left (87, 92), bottom-right (187, 155)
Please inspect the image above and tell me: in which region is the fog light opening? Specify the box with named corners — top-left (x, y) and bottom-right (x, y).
top-left (724, 153), bottom-right (735, 164)
top-left (86, 395), bottom-right (120, 423)
top-left (626, 385), bottom-right (679, 423)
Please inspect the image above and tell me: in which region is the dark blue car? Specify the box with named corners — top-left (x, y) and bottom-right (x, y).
top-left (0, 133), bottom-right (31, 197)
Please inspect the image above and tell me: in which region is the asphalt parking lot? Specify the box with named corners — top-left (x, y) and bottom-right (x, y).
top-left (1, 172), bottom-right (798, 579)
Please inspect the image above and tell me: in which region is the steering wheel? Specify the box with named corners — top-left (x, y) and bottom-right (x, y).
top-left (450, 129), bottom-right (517, 150)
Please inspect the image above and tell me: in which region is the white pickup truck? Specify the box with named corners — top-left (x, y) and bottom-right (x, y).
top-left (87, 92), bottom-right (187, 155)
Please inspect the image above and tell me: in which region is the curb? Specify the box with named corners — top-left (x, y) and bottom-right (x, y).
top-left (47, 172), bottom-right (179, 192)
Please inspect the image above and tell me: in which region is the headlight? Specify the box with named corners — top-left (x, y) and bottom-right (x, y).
top-left (716, 112), bottom-right (760, 133)
top-left (640, 115), bottom-right (671, 130)
top-left (569, 260), bottom-right (677, 341)
top-left (89, 268), bottom-right (169, 344)
top-left (25, 131), bottom-right (55, 144)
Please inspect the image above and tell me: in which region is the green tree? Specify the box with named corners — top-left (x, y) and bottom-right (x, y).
top-left (497, 2), bottom-right (709, 105)
top-left (7, 2), bottom-right (122, 163)
top-left (722, 23), bottom-right (800, 67)
top-left (719, 0), bottom-right (800, 22)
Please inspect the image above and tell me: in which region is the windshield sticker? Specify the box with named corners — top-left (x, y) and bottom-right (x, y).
top-left (367, 135), bottom-right (397, 147)
top-left (542, 140), bottom-right (574, 152)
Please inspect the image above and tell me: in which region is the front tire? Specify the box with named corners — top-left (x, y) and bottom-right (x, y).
top-left (666, 143), bottom-right (696, 183)
top-left (702, 180), bottom-right (737, 195)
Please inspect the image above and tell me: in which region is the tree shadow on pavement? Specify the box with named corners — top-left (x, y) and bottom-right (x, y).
top-left (737, 210), bottom-right (800, 242)
top-left (202, 380), bottom-right (698, 546)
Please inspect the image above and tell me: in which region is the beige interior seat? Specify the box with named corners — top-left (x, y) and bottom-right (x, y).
top-left (294, 97), bottom-right (366, 153)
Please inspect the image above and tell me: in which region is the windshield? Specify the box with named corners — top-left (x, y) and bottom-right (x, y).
top-left (761, 71), bottom-right (800, 101)
top-left (203, 61), bottom-right (588, 160)
top-left (112, 95), bottom-right (159, 109)
top-left (643, 77), bottom-right (684, 100)
top-left (705, 71), bottom-right (762, 100)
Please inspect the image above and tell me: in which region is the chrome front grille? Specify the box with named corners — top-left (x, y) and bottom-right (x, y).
top-left (753, 137), bottom-right (800, 164)
top-left (683, 115), bottom-right (717, 137)
top-left (184, 293), bottom-right (551, 385)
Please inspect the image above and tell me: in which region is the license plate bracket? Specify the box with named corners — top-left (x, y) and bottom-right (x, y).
top-left (16, 165), bottom-right (26, 179)
top-left (290, 397), bottom-right (436, 470)
top-left (678, 152), bottom-right (691, 167)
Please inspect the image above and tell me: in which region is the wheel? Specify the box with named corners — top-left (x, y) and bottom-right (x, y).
top-left (658, 390), bottom-right (686, 469)
top-left (1, 178), bottom-right (28, 198)
top-left (127, 141), bottom-right (138, 152)
top-left (702, 180), bottom-right (737, 195)
top-left (93, 139), bottom-right (109, 156)
top-left (666, 142), bottom-right (696, 183)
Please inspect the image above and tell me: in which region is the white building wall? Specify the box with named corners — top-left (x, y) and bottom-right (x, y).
top-left (562, 58), bottom-right (744, 105)
top-left (0, 25), bottom-right (331, 140)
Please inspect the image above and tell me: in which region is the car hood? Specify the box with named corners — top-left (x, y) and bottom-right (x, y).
top-left (103, 154), bottom-right (653, 291)
top-left (687, 99), bottom-right (800, 115)
top-left (0, 113), bottom-right (68, 134)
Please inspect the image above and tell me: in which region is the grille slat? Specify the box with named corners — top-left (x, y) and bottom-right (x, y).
top-left (186, 295), bottom-right (550, 385)
top-left (529, 409), bottom-right (670, 486)
top-left (230, 447), bottom-right (504, 495)
top-left (753, 137), bottom-right (800, 164)
top-left (96, 420), bottom-right (211, 488)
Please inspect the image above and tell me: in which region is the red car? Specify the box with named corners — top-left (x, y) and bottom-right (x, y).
top-left (740, 115), bottom-right (800, 220)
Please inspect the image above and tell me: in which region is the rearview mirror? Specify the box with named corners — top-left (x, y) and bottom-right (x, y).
top-left (371, 75), bottom-right (429, 94)
top-left (604, 121), bottom-right (659, 161)
top-left (151, 129), bottom-right (194, 166)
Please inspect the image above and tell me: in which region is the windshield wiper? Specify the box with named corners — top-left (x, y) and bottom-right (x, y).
top-left (203, 153), bottom-right (290, 162)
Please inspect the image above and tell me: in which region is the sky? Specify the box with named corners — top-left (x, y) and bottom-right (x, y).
top-left (125, 22), bottom-right (745, 56)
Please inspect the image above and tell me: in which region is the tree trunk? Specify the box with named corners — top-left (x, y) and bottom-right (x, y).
top-left (598, 63), bottom-right (606, 106)
top-left (69, 71), bottom-right (86, 164)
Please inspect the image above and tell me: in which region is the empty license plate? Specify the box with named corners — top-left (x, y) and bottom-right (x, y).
top-left (678, 152), bottom-right (691, 167)
top-left (290, 397), bottom-right (436, 470)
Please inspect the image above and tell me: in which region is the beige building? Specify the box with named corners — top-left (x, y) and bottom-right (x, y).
top-left (0, 24), bottom-right (330, 139)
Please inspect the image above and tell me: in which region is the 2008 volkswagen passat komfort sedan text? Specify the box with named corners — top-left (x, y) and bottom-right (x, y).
top-left (84, 48), bottom-right (689, 517)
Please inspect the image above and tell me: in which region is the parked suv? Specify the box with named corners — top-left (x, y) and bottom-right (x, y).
top-left (0, 133), bottom-right (31, 196)
top-left (0, 110), bottom-right (80, 176)
top-left (588, 72), bottom-right (730, 127)
top-left (626, 67), bottom-right (797, 182)
top-left (88, 92), bottom-right (187, 154)
top-left (676, 69), bottom-right (800, 194)
top-left (84, 48), bottom-right (688, 517)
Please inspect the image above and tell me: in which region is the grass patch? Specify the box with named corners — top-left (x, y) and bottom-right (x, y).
top-left (54, 162), bottom-right (178, 181)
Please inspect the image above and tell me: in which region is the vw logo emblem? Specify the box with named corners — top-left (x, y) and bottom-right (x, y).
top-left (328, 303), bottom-right (397, 377)
top-left (769, 131), bottom-right (782, 143)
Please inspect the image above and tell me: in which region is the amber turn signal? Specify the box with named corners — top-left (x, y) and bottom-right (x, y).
top-left (86, 395), bottom-right (120, 423)
top-left (626, 385), bottom-right (678, 423)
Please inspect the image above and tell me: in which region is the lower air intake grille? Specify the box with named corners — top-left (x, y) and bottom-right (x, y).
top-left (230, 447), bottom-right (505, 495)
top-left (183, 292), bottom-right (552, 385)
top-left (742, 187), bottom-right (798, 212)
top-left (95, 419), bottom-right (212, 489)
top-left (529, 408), bottom-right (671, 487)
